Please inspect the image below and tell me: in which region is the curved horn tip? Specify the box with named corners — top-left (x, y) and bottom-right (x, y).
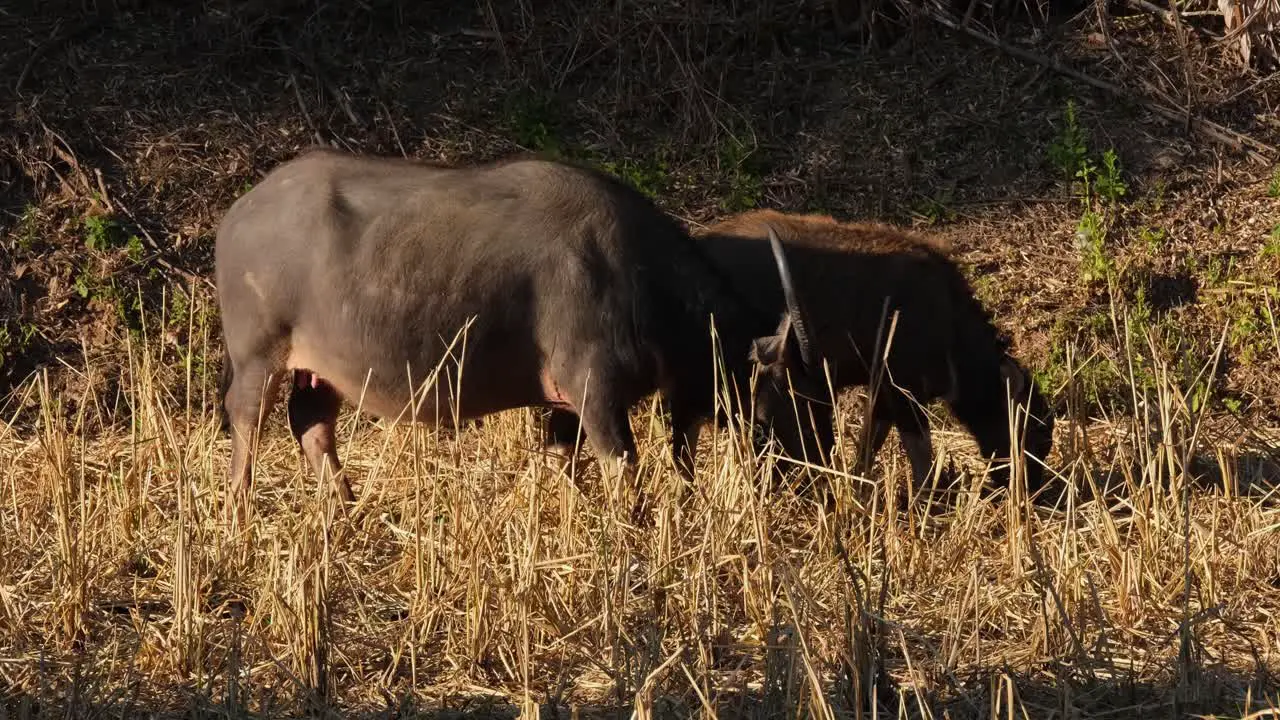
top-left (766, 225), bottom-right (786, 258)
top-left (766, 226), bottom-right (796, 285)
top-left (764, 223), bottom-right (817, 368)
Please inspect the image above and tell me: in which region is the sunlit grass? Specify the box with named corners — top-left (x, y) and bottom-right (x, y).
top-left (0, 309), bottom-right (1277, 719)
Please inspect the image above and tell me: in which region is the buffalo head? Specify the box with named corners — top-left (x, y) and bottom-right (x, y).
top-left (747, 226), bottom-right (836, 472)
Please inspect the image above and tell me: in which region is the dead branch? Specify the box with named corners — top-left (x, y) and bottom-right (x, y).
top-left (916, 3), bottom-right (1278, 163)
top-left (1124, 0), bottom-right (1223, 41)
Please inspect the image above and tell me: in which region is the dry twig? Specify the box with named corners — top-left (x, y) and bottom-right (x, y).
top-left (915, 2), bottom-right (1278, 163)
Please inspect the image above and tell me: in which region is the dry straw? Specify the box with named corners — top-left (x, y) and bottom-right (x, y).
top-left (0, 298), bottom-right (1277, 719)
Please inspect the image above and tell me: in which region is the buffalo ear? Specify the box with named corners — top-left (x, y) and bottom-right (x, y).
top-left (1000, 357), bottom-right (1028, 400)
top-left (750, 336), bottom-right (781, 366)
top-left (750, 313), bottom-right (798, 368)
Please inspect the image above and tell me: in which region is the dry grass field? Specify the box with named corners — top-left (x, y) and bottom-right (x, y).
top-left (1, 301), bottom-right (1278, 719)
top-left (3, 1), bottom-right (1280, 718)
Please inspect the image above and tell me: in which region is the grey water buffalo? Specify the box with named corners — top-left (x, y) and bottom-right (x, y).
top-left (214, 148), bottom-right (831, 526)
top-left (547, 209), bottom-right (1054, 497)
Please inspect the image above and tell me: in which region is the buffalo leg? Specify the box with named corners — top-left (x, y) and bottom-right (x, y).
top-left (855, 412), bottom-right (892, 479)
top-left (665, 395), bottom-right (702, 482)
top-left (582, 400), bottom-right (642, 519)
top-left (894, 415), bottom-right (934, 488)
top-left (561, 364), bottom-right (641, 516)
top-left (224, 359), bottom-right (285, 531)
top-left (577, 398), bottom-right (637, 474)
top-left (287, 373), bottom-right (352, 503)
top-left (544, 408), bottom-right (586, 466)
top-left (857, 390), bottom-right (934, 487)
top-left (547, 396), bottom-right (702, 483)
top-left (551, 359), bottom-right (637, 466)
top-left (880, 391), bottom-right (934, 487)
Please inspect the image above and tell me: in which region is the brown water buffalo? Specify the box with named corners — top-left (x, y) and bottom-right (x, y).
top-left (214, 149), bottom-right (832, 526)
top-left (547, 209), bottom-right (1054, 497)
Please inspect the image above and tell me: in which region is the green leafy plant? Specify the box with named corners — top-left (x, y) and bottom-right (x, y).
top-left (912, 187), bottom-right (956, 225)
top-left (504, 91), bottom-right (562, 156)
top-left (73, 267), bottom-right (97, 299)
top-left (1264, 224), bottom-right (1280, 259)
top-left (169, 288), bottom-right (191, 329)
top-left (718, 135), bottom-right (763, 212)
top-left (1076, 209), bottom-right (1111, 284)
top-left (126, 234), bottom-right (145, 262)
top-left (83, 214), bottom-right (123, 251)
top-left (1139, 226), bottom-right (1166, 252)
top-left (598, 156), bottom-right (670, 200)
top-left (115, 284), bottom-right (145, 335)
top-left (1095, 149), bottom-right (1128, 204)
top-left (1048, 100), bottom-right (1127, 207)
top-left (13, 205), bottom-right (40, 252)
top-left (1229, 299), bottom-right (1268, 366)
top-left (1048, 99), bottom-right (1088, 181)
top-left (1204, 256), bottom-right (1231, 287)
top-left (0, 322), bottom-right (34, 372)
top-left (1149, 179), bottom-right (1167, 212)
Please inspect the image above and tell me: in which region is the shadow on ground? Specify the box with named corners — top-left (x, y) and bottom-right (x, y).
top-left (1, 636), bottom-right (1274, 719)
